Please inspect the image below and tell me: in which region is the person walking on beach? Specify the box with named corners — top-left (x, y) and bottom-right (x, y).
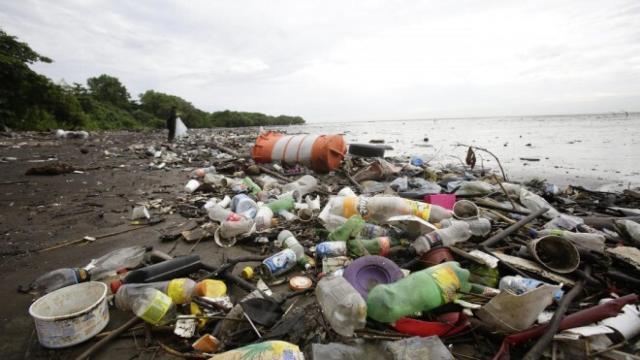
top-left (167, 106), bottom-right (177, 142)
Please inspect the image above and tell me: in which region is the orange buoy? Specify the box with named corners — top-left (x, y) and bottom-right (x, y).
top-left (251, 131), bottom-right (347, 173)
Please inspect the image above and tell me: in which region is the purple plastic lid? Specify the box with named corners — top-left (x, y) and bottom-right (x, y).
top-left (343, 255), bottom-right (404, 299)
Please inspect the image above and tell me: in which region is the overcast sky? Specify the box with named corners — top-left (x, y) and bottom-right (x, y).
top-left (1, 0), bottom-right (639, 122)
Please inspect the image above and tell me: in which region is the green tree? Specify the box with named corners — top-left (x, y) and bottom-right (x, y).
top-left (87, 74), bottom-right (131, 109)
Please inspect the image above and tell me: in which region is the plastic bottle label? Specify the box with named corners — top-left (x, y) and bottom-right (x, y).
top-left (431, 267), bottom-right (461, 303)
top-left (342, 196), bottom-right (359, 219)
top-left (167, 279), bottom-right (188, 304)
top-left (549, 229), bottom-right (565, 237)
top-left (140, 291), bottom-right (172, 325)
top-left (406, 200), bottom-right (431, 221)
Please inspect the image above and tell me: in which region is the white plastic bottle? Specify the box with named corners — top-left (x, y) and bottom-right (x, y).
top-left (315, 275), bottom-right (366, 337)
top-left (440, 218), bottom-right (491, 237)
top-left (412, 221), bottom-right (471, 255)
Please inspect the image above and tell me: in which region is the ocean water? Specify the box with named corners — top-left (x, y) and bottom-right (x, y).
top-left (270, 113), bottom-right (640, 190)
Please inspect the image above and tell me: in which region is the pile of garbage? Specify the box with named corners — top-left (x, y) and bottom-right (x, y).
top-left (23, 129), bottom-right (640, 359)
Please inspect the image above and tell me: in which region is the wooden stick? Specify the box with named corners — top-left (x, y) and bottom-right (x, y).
top-left (493, 175), bottom-right (518, 210)
top-left (37, 224), bottom-right (153, 253)
top-left (256, 165), bottom-right (290, 182)
top-left (75, 317), bottom-right (141, 360)
top-left (480, 207), bottom-right (548, 248)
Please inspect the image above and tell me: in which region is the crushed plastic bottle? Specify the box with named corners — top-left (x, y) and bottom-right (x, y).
top-left (315, 275), bottom-right (367, 337)
top-left (231, 194), bottom-right (258, 219)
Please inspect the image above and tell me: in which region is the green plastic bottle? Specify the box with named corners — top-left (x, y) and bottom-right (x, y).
top-left (347, 237), bottom-right (401, 258)
top-left (366, 261), bottom-right (471, 323)
top-left (242, 177), bottom-right (262, 195)
top-left (265, 194), bottom-right (295, 213)
top-left (328, 215), bottom-right (365, 241)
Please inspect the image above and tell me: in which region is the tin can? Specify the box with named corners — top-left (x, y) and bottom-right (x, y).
top-left (260, 249), bottom-right (297, 278)
top-left (315, 241), bottom-right (347, 259)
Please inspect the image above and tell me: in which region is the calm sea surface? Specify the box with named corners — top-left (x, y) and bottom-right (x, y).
top-left (267, 113), bottom-right (640, 190)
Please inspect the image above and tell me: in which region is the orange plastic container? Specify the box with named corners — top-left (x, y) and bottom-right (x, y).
top-left (252, 131), bottom-right (347, 173)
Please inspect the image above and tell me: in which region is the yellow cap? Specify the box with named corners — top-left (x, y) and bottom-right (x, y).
top-left (241, 266), bottom-right (254, 280)
top-left (190, 302), bottom-right (207, 329)
top-left (195, 279), bottom-right (227, 298)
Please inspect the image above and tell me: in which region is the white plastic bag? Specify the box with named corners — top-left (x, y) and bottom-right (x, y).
top-left (174, 116), bottom-right (188, 139)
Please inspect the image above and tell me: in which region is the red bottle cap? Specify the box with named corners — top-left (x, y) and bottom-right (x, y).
top-left (110, 279), bottom-right (123, 294)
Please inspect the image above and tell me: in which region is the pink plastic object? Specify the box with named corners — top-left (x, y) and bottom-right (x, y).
top-left (424, 194), bottom-right (456, 210)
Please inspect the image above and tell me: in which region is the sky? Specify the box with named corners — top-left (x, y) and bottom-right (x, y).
top-left (1, 0), bottom-right (639, 122)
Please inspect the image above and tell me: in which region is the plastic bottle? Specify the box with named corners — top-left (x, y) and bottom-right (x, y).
top-left (320, 196), bottom-right (452, 225)
top-left (328, 215), bottom-right (365, 241)
top-left (32, 268), bottom-right (89, 295)
top-left (119, 255), bottom-right (202, 284)
top-left (265, 194), bottom-right (295, 213)
top-left (535, 228), bottom-right (605, 253)
top-left (346, 237), bottom-right (401, 258)
top-left (499, 276), bottom-right (564, 302)
top-left (412, 221), bottom-right (472, 255)
top-left (86, 245), bottom-right (148, 281)
top-left (366, 261), bottom-right (471, 323)
top-left (242, 177), bottom-right (262, 195)
top-left (207, 204), bottom-right (234, 222)
top-left (231, 194), bottom-right (258, 219)
top-left (315, 241), bottom-right (348, 259)
top-left (254, 206), bottom-right (275, 231)
top-left (191, 166), bottom-right (216, 178)
top-left (113, 278), bottom-right (197, 310)
top-left (131, 288), bottom-right (177, 325)
top-left (282, 175), bottom-right (318, 198)
top-left (278, 230), bottom-right (312, 270)
top-left (315, 275), bottom-right (367, 337)
top-left (440, 218), bottom-right (491, 237)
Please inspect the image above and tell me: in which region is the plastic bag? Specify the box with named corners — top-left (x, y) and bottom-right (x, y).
top-left (174, 116), bottom-right (188, 139)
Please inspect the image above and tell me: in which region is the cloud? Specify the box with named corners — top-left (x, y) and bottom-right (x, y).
top-left (1, 0), bottom-right (639, 121)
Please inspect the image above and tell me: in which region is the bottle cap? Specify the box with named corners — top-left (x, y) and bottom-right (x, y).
top-left (241, 267), bottom-right (254, 280)
top-left (195, 279), bottom-right (227, 297)
top-left (77, 268), bottom-right (89, 282)
top-left (289, 276), bottom-right (313, 291)
top-left (110, 279), bottom-right (123, 294)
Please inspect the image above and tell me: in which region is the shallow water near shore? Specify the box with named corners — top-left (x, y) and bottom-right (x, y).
top-left (268, 113), bottom-right (640, 191)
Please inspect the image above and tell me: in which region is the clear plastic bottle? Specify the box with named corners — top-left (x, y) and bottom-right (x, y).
top-left (114, 278), bottom-right (196, 311)
top-left (32, 268), bottom-right (89, 295)
top-left (412, 221), bottom-right (471, 255)
top-left (191, 166), bottom-right (216, 178)
top-left (282, 175), bottom-right (318, 198)
top-left (231, 194), bottom-right (258, 219)
top-left (440, 218), bottom-right (491, 237)
top-left (278, 230), bottom-right (310, 269)
top-left (536, 229), bottom-right (605, 253)
top-left (86, 245), bottom-right (148, 281)
top-left (499, 276), bottom-right (563, 302)
top-left (130, 288), bottom-right (177, 325)
top-left (315, 275), bottom-right (367, 337)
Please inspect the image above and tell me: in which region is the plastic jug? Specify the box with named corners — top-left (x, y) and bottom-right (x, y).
top-left (231, 194), bottom-right (258, 219)
top-left (316, 275), bottom-right (367, 337)
top-left (366, 261), bottom-right (471, 323)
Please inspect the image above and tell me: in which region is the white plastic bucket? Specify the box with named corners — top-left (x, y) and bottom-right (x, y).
top-left (29, 281), bottom-right (109, 348)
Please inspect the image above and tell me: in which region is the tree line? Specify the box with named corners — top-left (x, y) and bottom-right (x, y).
top-left (0, 28), bottom-right (305, 131)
